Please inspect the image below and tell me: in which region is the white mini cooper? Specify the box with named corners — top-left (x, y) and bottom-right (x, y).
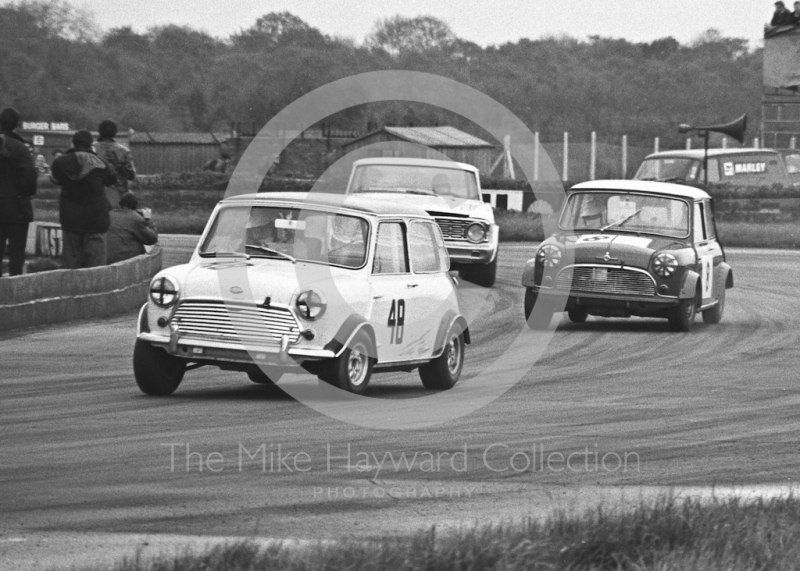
top-left (134, 192), bottom-right (469, 395)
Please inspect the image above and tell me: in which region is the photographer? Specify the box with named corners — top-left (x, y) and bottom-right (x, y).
top-left (106, 191), bottom-right (158, 264)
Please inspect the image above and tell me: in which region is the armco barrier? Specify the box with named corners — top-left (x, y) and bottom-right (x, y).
top-left (0, 247), bottom-right (162, 332)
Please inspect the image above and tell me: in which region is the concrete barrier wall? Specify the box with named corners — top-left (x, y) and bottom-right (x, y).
top-left (0, 248), bottom-right (162, 332)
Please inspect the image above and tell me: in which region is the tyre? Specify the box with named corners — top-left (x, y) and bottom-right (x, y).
top-left (668, 291), bottom-right (698, 332)
top-left (462, 256), bottom-right (498, 288)
top-left (419, 328), bottom-right (465, 390)
top-left (133, 339), bottom-right (187, 396)
top-left (247, 369), bottom-right (282, 385)
top-left (567, 308), bottom-right (588, 323)
top-left (702, 287), bottom-right (725, 324)
top-left (524, 287), bottom-right (554, 330)
top-left (328, 330), bottom-right (374, 395)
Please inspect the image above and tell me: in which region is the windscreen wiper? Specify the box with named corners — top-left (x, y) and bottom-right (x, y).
top-left (245, 244), bottom-right (296, 263)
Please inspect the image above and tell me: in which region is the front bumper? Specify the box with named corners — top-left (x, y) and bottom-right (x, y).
top-left (137, 332), bottom-right (335, 365)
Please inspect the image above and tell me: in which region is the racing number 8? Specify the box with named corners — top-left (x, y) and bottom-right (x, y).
top-left (388, 299), bottom-right (405, 344)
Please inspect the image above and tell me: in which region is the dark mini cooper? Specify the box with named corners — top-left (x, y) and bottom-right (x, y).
top-left (521, 180), bottom-right (733, 332)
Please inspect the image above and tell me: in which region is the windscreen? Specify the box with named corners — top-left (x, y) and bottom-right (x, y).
top-left (200, 206), bottom-right (370, 268)
top-left (350, 164), bottom-right (479, 199)
top-left (559, 192), bottom-right (690, 238)
top-left (634, 158), bottom-right (700, 182)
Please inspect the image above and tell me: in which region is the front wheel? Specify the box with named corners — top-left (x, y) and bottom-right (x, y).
top-left (461, 256), bottom-right (498, 288)
top-left (524, 288), bottom-right (554, 330)
top-left (668, 292), bottom-right (698, 332)
top-left (419, 329), bottom-right (465, 390)
top-left (247, 369), bottom-right (282, 385)
top-left (133, 339), bottom-right (187, 395)
top-left (328, 330), bottom-right (375, 395)
top-left (702, 287), bottom-right (725, 324)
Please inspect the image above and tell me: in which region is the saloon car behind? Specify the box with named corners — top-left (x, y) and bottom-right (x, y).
top-left (135, 192), bottom-right (470, 395)
top-left (521, 180), bottom-right (733, 332)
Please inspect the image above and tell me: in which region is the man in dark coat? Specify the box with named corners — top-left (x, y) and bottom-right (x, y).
top-left (94, 119), bottom-right (136, 208)
top-left (107, 191), bottom-right (158, 264)
top-left (772, 1), bottom-right (795, 25)
top-left (50, 130), bottom-right (117, 269)
top-left (0, 107), bottom-right (38, 276)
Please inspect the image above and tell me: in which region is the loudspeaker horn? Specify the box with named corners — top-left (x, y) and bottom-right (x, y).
top-left (679, 114), bottom-right (747, 144)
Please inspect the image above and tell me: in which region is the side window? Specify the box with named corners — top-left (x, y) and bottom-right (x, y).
top-left (408, 221), bottom-right (448, 273)
top-left (693, 202), bottom-right (707, 242)
top-left (706, 158), bottom-right (720, 183)
top-left (704, 200), bottom-right (717, 240)
top-left (372, 222), bottom-right (409, 274)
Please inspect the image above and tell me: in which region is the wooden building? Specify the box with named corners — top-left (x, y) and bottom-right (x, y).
top-left (341, 126), bottom-right (496, 173)
top-left (129, 132), bottom-right (229, 174)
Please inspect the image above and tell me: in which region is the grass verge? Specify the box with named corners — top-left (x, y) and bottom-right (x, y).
top-left (74, 496), bottom-right (800, 571)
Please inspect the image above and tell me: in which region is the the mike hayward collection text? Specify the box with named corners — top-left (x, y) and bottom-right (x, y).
top-left (161, 443), bottom-right (640, 476)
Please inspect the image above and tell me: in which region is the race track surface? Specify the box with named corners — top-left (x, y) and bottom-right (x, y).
top-left (2, 243), bottom-right (800, 550)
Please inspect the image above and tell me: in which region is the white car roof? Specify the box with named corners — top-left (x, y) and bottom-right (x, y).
top-left (352, 157), bottom-right (479, 174)
top-left (644, 148), bottom-right (780, 160)
top-left (571, 179), bottom-right (710, 200)
top-left (222, 191), bottom-right (435, 218)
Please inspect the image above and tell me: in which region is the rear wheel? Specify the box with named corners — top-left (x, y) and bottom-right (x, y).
top-left (668, 291), bottom-right (698, 332)
top-left (524, 287), bottom-right (554, 330)
top-left (702, 288), bottom-right (726, 324)
top-left (419, 329), bottom-right (465, 390)
top-left (133, 339), bottom-right (186, 396)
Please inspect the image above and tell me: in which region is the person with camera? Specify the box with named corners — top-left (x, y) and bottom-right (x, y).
top-left (106, 191), bottom-right (158, 264)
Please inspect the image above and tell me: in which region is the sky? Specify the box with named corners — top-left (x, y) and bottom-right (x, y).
top-left (82, 0), bottom-right (771, 48)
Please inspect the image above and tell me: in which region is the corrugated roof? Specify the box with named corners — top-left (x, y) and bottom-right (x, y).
top-left (344, 126), bottom-right (494, 148)
top-left (129, 132), bottom-right (229, 145)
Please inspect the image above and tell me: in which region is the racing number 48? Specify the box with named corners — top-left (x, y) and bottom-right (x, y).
top-left (388, 299), bottom-right (405, 344)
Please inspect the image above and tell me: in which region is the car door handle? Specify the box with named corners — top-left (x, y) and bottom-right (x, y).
top-left (373, 295), bottom-right (384, 299)
top-left (407, 283), bottom-right (419, 288)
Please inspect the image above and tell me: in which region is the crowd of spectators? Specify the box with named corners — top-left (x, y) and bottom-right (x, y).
top-left (0, 108), bottom-right (157, 277)
top-left (771, 1), bottom-right (800, 26)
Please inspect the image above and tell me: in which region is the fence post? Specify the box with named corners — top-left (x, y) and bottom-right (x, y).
top-left (753, 137), bottom-right (759, 148)
top-left (686, 138), bottom-right (692, 150)
top-left (722, 137), bottom-right (727, 149)
top-left (533, 132), bottom-right (540, 181)
top-left (654, 137), bottom-right (660, 153)
top-left (590, 131), bottom-right (596, 180)
top-left (563, 132), bottom-right (569, 182)
top-left (792, 136), bottom-right (797, 150)
top-left (621, 135), bottom-right (628, 179)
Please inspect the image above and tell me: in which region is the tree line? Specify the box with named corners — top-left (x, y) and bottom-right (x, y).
top-left (0, 0), bottom-right (763, 148)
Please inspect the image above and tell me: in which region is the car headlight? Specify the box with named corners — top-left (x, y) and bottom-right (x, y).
top-left (652, 252), bottom-right (678, 278)
top-left (536, 244), bottom-right (563, 268)
top-left (466, 223), bottom-right (487, 243)
top-left (296, 290), bottom-right (326, 320)
top-left (149, 275), bottom-right (179, 307)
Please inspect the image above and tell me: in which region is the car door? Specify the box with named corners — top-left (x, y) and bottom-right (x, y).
top-left (369, 221), bottom-right (425, 364)
top-left (693, 200), bottom-right (723, 307)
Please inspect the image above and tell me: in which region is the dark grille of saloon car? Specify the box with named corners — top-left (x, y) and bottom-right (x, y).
top-left (434, 217), bottom-right (488, 242)
top-left (172, 300), bottom-right (301, 345)
top-left (555, 266), bottom-right (656, 297)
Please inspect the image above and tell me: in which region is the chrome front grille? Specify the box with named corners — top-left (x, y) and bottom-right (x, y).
top-left (173, 300), bottom-right (301, 345)
top-left (555, 266), bottom-right (656, 296)
top-left (435, 218), bottom-right (469, 240)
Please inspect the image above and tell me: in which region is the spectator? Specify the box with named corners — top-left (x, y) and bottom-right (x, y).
top-left (107, 191), bottom-right (158, 264)
top-left (32, 146), bottom-right (48, 174)
top-left (0, 107), bottom-right (37, 277)
top-left (50, 129), bottom-right (117, 269)
top-left (772, 1), bottom-right (795, 25)
top-left (793, 1), bottom-right (800, 24)
top-left (94, 119), bottom-right (136, 208)
top-left (203, 152), bottom-right (230, 173)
